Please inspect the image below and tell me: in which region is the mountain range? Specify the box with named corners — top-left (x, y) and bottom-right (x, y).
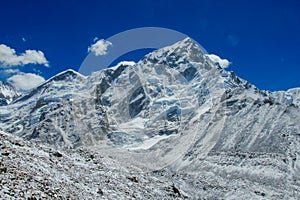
top-left (1, 38), bottom-right (300, 199)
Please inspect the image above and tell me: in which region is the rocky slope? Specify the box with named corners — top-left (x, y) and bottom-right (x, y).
top-left (0, 80), bottom-right (19, 106)
top-left (0, 130), bottom-right (184, 199)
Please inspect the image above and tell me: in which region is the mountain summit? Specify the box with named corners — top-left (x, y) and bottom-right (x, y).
top-left (0, 38), bottom-right (300, 198)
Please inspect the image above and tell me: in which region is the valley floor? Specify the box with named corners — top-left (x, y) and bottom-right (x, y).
top-left (1, 131), bottom-right (300, 199)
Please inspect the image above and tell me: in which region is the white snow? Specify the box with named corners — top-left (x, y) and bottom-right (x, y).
top-left (205, 53), bottom-right (230, 68)
top-left (128, 134), bottom-right (173, 150)
top-left (110, 61), bottom-right (136, 70)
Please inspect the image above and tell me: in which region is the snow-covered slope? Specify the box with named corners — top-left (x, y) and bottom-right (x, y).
top-left (0, 69), bottom-right (112, 148)
top-left (272, 87), bottom-right (300, 107)
top-left (1, 38), bottom-right (300, 198)
top-left (0, 80), bottom-right (19, 106)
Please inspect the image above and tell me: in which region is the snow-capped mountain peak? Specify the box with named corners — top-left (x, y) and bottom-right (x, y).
top-left (140, 37), bottom-right (207, 67)
top-left (49, 69), bottom-right (85, 81)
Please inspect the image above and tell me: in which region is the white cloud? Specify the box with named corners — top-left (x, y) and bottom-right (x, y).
top-left (205, 54), bottom-right (230, 68)
top-left (88, 39), bottom-right (112, 56)
top-left (0, 68), bottom-right (20, 80)
top-left (93, 37), bottom-right (99, 42)
top-left (1, 68), bottom-right (20, 75)
top-left (0, 44), bottom-right (49, 67)
top-left (7, 73), bottom-right (45, 91)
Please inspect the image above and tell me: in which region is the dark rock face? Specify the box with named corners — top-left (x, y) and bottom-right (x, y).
top-left (129, 87), bottom-right (149, 118)
top-left (182, 66), bottom-right (197, 81)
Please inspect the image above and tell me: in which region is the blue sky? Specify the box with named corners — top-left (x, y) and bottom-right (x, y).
top-left (0, 0), bottom-right (299, 91)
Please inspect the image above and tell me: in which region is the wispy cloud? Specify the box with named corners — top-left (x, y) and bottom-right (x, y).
top-left (7, 73), bottom-right (45, 91)
top-left (1, 68), bottom-right (20, 75)
top-left (93, 37), bottom-right (99, 42)
top-left (226, 34), bottom-right (239, 47)
top-left (205, 54), bottom-right (230, 68)
top-left (0, 68), bottom-right (20, 80)
top-left (0, 44), bottom-right (49, 67)
top-left (88, 39), bottom-right (112, 56)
